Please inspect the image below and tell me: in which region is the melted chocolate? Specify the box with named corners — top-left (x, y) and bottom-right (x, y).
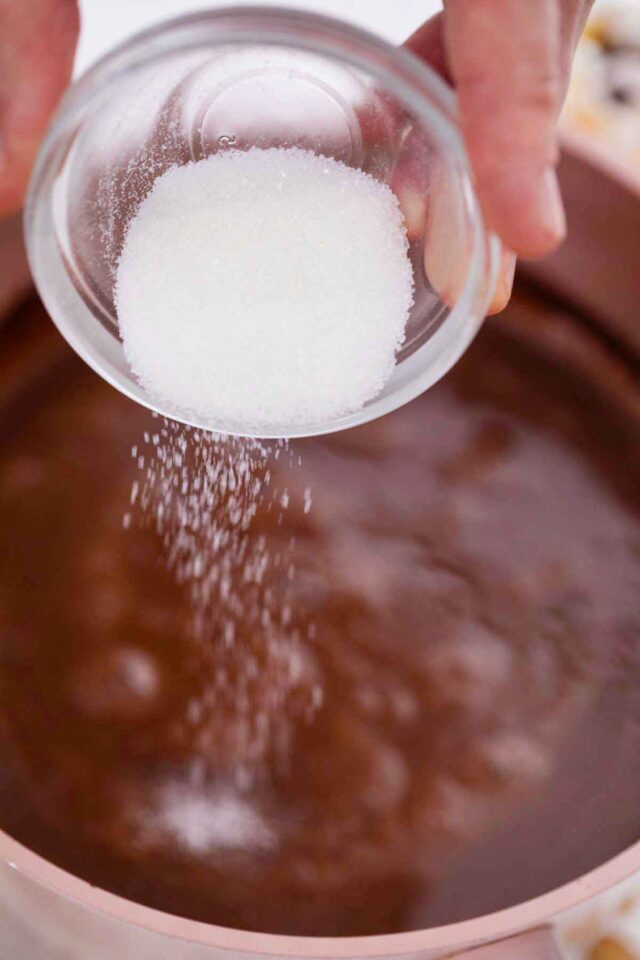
top-left (0, 292), bottom-right (638, 935)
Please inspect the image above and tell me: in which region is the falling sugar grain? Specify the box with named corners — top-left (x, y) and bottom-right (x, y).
top-left (127, 420), bottom-right (321, 787)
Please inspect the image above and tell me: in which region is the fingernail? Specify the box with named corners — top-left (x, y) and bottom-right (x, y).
top-left (536, 166), bottom-right (566, 245)
top-left (488, 251), bottom-right (516, 315)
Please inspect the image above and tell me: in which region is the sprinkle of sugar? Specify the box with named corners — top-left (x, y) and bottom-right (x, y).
top-left (115, 147), bottom-right (414, 433)
top-left (127, 423), bottom-right (320, 783)
top-left (146, 784), bottom-right (276, 856)
top-left (303, 487), bottom-right (313, 514)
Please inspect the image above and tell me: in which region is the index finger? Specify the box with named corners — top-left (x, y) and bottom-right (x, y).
top-left (445, 0), bottom-right (566, 259)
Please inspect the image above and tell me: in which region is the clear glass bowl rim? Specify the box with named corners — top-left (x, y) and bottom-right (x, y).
top-left (25, 4), bottom-right (500, 439)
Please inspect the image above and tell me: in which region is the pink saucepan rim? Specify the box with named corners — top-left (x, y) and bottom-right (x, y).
top-left (1, 827), bottom-right (639, 956)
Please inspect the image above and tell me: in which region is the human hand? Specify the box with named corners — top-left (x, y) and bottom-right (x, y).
top-left (406, 0), bottom-right (593, 312)
top-left (0, 0), bottom-right (79, 218)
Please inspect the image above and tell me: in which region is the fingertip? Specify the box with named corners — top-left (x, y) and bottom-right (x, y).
top-left (487, 251), bottom-right (516, 315)
top-left (0, 211), bottom-right (31, 315)
top-left (0, 140), bottom-right (34, 219)
top-left (0, 169), bottom-right (21, 221)
top-left (389, 129), bottom-right (431, 242)
top-left (480, 164), bottom-right (566, 260)
top-left (532, 166), bottom-right (567, 255)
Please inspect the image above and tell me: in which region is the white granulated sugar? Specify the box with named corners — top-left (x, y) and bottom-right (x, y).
top-left (150, 784), bottom-right (275, 855)
top-left (128, 421), bottom-right (321, 783)
top-left (115, 147), bottom-right (414, 432)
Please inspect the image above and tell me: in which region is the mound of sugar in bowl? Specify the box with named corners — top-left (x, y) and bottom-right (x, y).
top-left (115, 147), bottom-right (414, 434)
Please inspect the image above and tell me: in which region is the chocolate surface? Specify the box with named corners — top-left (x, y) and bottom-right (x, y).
top-left (0, 291), bottom-right (639, 936)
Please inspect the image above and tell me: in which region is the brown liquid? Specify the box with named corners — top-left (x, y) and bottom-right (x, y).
top-left (0, 293), bottom-right (639, 936)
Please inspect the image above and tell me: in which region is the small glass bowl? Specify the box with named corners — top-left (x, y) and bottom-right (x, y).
top-left (25, 6), bottom-right (500, 439)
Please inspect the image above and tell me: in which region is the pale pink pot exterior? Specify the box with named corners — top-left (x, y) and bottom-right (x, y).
top-left (1, 822), bottom-right (640, 960)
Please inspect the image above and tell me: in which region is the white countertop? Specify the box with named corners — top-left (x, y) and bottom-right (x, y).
top-left (75, 0), bottom-right (442, 72)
